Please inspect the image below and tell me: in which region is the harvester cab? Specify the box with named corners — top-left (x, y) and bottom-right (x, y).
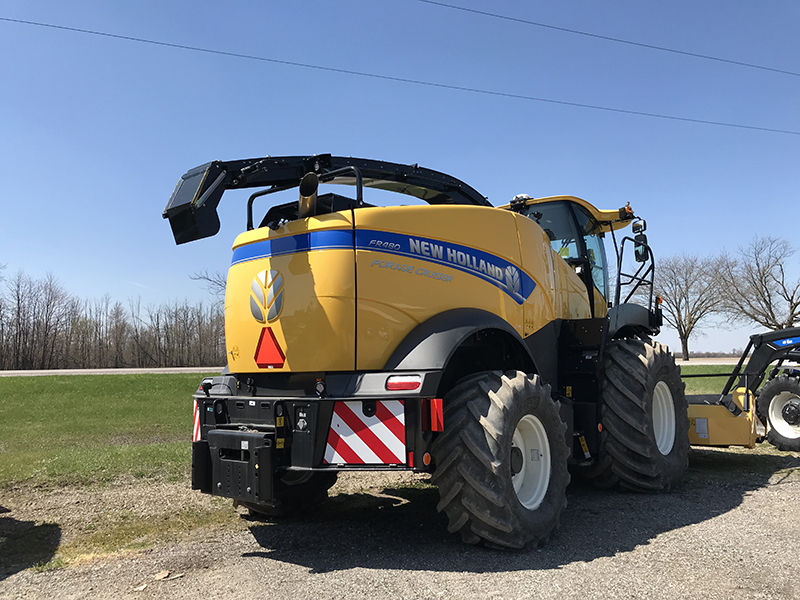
top-left (505, 194), bottom-right (662, 336)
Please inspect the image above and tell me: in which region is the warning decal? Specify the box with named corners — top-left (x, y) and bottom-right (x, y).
top-left (324, 400), bottom-right (406, 465)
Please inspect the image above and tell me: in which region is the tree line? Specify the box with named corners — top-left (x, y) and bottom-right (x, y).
top-left (0, 269), bottom-right (225, 370)
top-left (654, 235), bottom-right (800, 359)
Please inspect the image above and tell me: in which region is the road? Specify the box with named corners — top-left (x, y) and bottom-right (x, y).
top-left (0, 359), bottom-right (742, 377)
top-left (0, 367), bottom-right (222, 377)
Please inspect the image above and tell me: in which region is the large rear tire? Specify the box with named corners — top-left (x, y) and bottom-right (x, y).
top-left (588, 339), bottom-right (688, 492)
top-left (241, 471), bottom-right (338, 518)
top-left (757, 376), bottom-right (800, 452)
top-left (431, 371), bottom-right (570, 549)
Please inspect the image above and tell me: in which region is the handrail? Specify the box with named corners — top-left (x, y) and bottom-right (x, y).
top-left (613, 235), bottom-right (655, 312)
top-left (245, 166), bottom-right (365, 230)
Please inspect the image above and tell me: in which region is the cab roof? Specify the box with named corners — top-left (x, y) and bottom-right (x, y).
top-left (500, 195), bottom-right (636, 233)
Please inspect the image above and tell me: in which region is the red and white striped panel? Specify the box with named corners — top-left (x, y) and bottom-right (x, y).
top-left (324, 400), bottom-right (406, 465)
top-left (192, 399), bottom-right (201, 442)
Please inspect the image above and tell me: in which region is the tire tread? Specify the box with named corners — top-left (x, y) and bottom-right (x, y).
top-left (431, 371), bottom-right (570, 548)
top-left (586, 339), bottom-right (688, 493)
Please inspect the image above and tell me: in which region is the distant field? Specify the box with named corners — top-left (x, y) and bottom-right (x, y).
top-left (679, 364), bottom-right (737, 395)
top-left (0, 373), bottom-right (215, 487)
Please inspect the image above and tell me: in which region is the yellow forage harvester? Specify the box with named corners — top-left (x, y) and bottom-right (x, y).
top-left (164, 154), bottom-right (686, 549)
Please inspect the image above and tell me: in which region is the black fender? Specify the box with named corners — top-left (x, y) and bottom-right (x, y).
top-left (383, 307), bottom-right (537, 377)
top-left (608, 303), bottom-right (661, 338)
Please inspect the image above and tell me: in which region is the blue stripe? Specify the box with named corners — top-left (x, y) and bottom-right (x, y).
top-left (774, 337), bottom-right (800, 348)
top-left (355, 230), bottom-right (535, 305)
top-left (229, 227), bottom-right (536, 305)
top-left (230, 230), bottom-right (353, 265)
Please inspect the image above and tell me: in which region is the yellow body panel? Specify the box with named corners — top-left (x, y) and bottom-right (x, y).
top-left (354, 205), bottom-right (527, 369)
top-left (516, 214), bottom-right (591, 333)
top-left (225, 213), bottom-right (356, 372)
top-left (225, 202), bottom-right (597, 374)
top-left (688, 388), bottom-right (758, 448)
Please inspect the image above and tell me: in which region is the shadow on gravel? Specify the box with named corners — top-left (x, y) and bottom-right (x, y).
top-left (0, 509), bottom-right (61, 580)
top-left (246, 447), bottom-right (800, 573)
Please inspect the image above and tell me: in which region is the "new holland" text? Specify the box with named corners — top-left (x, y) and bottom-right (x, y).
top-left (408, 238), bottom-right (505, 281)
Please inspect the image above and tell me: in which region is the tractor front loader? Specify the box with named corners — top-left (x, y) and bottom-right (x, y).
top-left (165, 154), bottom-right (688, 548)
top-left (685, 328), bottom-right (800, 452)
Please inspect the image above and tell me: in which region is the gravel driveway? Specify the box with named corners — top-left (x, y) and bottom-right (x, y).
top-left (2, 446), bottom-right (799, 600)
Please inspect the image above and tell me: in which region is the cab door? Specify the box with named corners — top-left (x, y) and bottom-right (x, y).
top-left (570, 205), bottom-right (610, 318)
top-left (519, 200), bottom-right (609, 318)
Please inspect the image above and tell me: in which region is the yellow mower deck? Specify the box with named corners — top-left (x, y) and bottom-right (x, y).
top-left (687, 389), bottom-right (759, 449)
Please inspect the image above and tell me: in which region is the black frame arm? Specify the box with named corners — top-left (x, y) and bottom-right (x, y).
top-left (163, 154), bottom-right (490, 244)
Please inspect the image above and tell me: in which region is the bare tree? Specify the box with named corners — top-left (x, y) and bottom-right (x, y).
top-left (0, 270), bottom-right (226, 370)
top-left (35, 273), bottom-right (70, 369)
top-left (7, 271), bottom-right (36, 369)
top-left (191, 269), bottom-right (227, 301)
top-left (654, 254), bottom-right (721, 360)
top-left (0, 264), bottom-right (6, 368)
top-left (108, 301), bottom-right (130, 367)
top-left (718, 236), bottom-right (800, 330)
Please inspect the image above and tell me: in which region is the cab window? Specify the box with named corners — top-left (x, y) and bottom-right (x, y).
top-left (525, 202), bottom-right (582, 261)
top-left (521, 200), bottom-right (609, 301)
top-left (572, 207), bottom-right (609, 300)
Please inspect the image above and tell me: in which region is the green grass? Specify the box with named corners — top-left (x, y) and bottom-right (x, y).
top-left (679, 364), bottom-right (739, 395)
top-left (0, 374), bottom-right (217, 487)
top-left (31, 556), bottom-right (65, 573)
top-left (0, 372), bottom-right (240, 568)
top-left (58, 500), bottom-right (241, 561)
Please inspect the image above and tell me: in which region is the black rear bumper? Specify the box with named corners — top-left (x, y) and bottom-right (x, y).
top-left (192, 370), bottom-right (443, 506)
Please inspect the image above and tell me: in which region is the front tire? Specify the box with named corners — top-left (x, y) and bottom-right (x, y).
top-left (588, 339), bottom-right (689, 492)
top-left (431, 371), bottom-right (570, 549)
top-left (757, 376), bottom-right (800, 452)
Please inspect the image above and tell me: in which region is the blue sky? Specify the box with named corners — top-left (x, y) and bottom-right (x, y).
top-left (1, 1), bottom-right (798, 353)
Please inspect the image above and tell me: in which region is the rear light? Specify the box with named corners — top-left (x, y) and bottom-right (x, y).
top-left (386, 375), bottom-right (421, 391)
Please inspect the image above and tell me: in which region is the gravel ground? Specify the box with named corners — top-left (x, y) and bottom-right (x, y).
top-left (1, 447), bottom-right (799, 600)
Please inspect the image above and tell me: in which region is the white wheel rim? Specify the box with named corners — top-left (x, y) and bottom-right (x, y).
top-left (511, 414), bottom-right (551, 510)
top-left (653, 381), bottom-right (676, 455)
top-left (768, 391), bottom-right (800, 439)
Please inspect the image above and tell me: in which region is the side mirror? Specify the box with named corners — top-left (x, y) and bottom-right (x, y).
top-left (632, 219), bottom-right (646, 234)
top-left (634, 233), bottom-right (649, 262)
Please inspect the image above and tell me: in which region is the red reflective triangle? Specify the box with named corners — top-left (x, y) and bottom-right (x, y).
top-left (254, 327), bottom-right (285, 368)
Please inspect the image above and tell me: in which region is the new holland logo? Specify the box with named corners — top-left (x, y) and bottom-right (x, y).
top-left (504, 265), bottom-right (521, 296)
top-left (250, 270), bottom-right (284, 323)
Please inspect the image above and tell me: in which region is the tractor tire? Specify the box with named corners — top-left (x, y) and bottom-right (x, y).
top-left (241, 470), bottom-right (338, 518)
top-left (430, 370), bottom-right (570, 549)
top-left (587, 339), bottom-right (688, 492)
top-left (757, 376), bottom-right (800, 452)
